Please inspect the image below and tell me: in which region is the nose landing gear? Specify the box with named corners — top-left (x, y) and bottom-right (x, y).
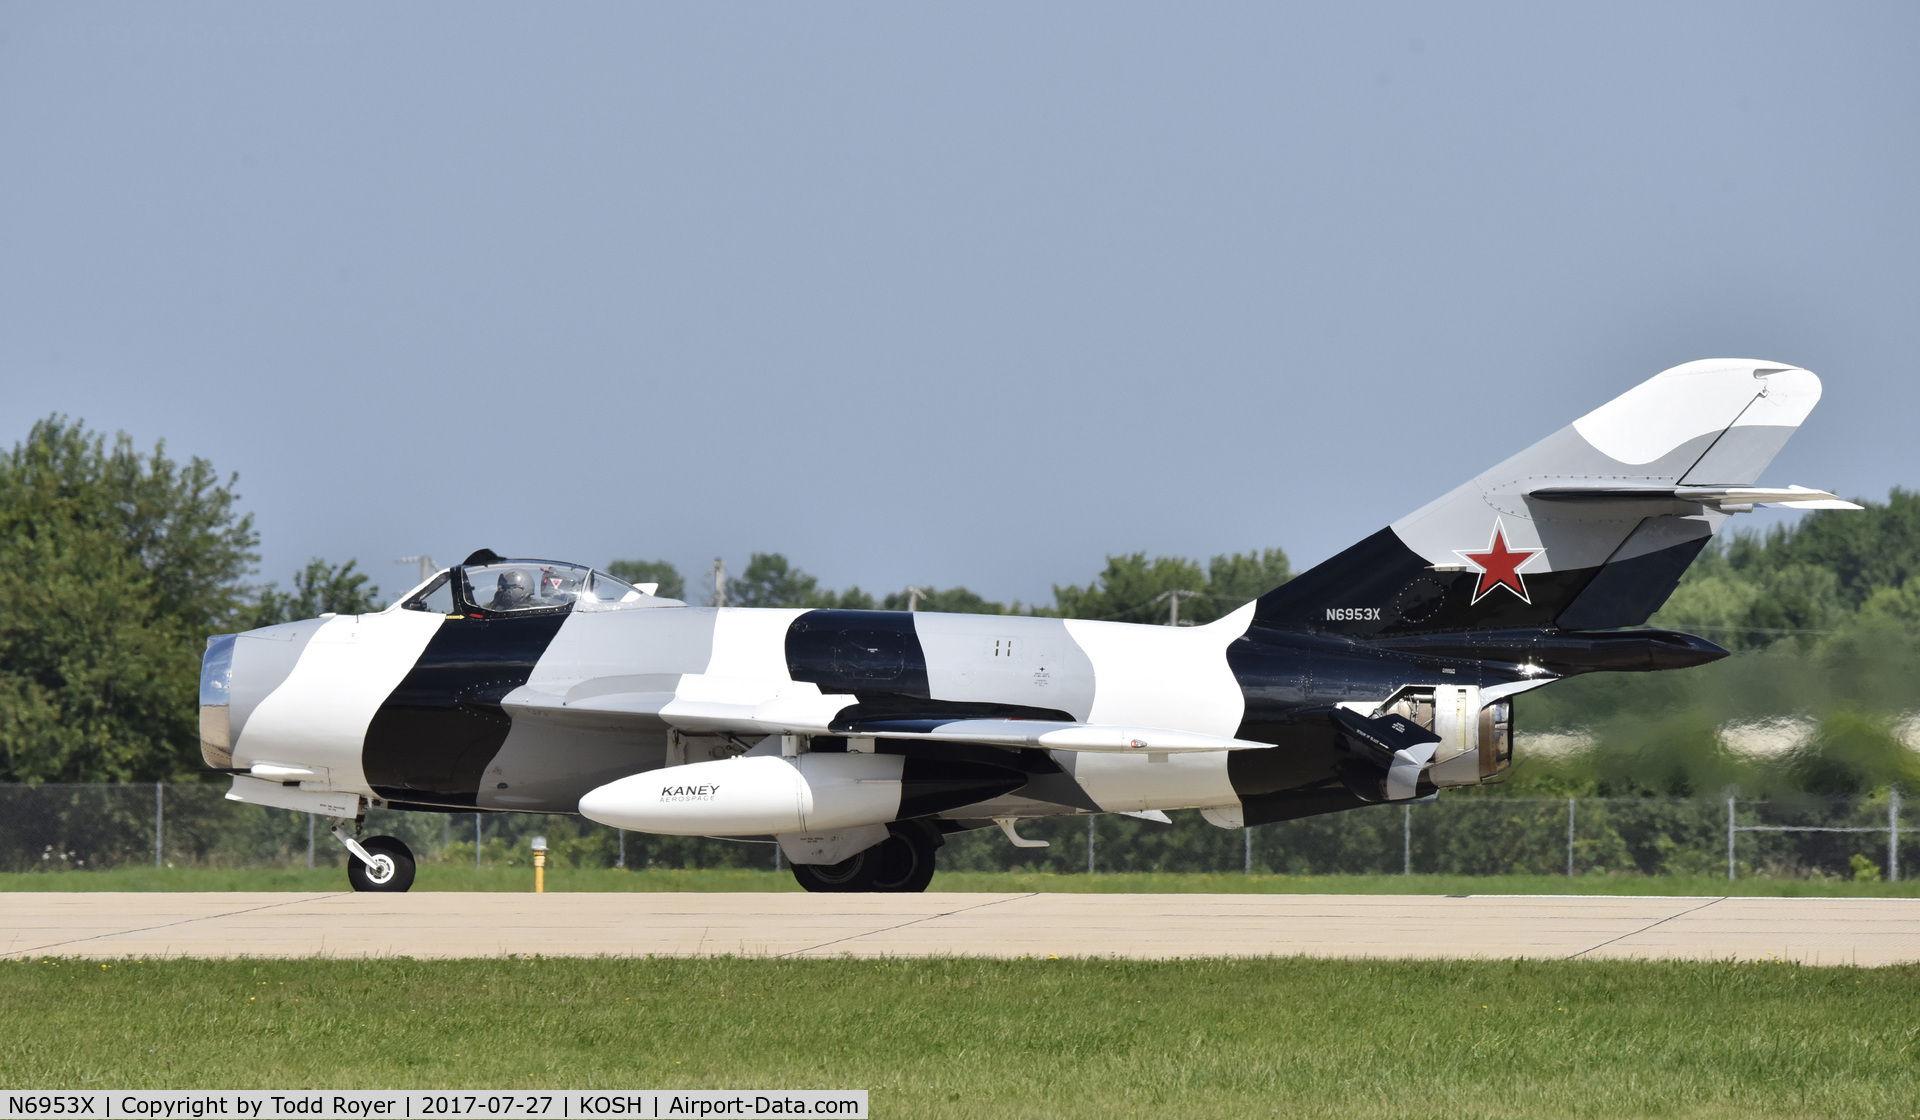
top-left (332, 823), bottom-right (417, 892)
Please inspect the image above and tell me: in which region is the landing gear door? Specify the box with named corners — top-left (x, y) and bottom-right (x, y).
top-left (1430, 686), bottom-right (1479, 764)
top-left (1426, 685), bottom-right (1482, 788)
top-left (1375, 684), bottom-right (1507, 788)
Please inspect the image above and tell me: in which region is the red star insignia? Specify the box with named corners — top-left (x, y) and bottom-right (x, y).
top-left (1456, 521), bottom-right (1544, 605)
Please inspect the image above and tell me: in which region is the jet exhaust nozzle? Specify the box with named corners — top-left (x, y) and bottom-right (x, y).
top-left (578, 752), bottom-right (1024, 836)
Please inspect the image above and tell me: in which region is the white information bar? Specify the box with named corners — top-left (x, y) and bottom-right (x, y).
top-left (0, 1093), bottom-right (867, 1120)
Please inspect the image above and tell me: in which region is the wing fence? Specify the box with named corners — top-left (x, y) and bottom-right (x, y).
top-left (0, 783), bottom-right (1909, 881)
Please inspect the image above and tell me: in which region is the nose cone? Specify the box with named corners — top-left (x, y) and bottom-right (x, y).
top-left (199, 634), bottom-right (237, 768)
top-left (202, 617), bottom-right (330, 768)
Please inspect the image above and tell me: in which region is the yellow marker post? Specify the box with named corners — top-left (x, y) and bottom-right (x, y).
top-left (530, 835), bottom-right (547, 893)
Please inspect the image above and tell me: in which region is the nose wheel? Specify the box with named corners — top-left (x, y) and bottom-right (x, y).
top-left (332, 824), bottom-right (417, 893)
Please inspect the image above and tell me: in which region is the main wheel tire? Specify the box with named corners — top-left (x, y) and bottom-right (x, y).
top-left (346, 835), bottom-right (416, 893)
top-left (868, 823), bottom-right (938, 893)
top-left (789, 823), bottom-right (940, 894)
top-left (790, 849), bottom-right (880, 893)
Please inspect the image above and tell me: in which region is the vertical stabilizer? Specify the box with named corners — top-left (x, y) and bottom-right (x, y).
top-left (1256, 360), bottom-right (1835, 634)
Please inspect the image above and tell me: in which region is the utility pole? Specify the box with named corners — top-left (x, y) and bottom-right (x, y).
top-left (397, 555), bottom-right (436, 584)
top-left (1152, 588), bottom-right (1201, 626)
top-left (906, 586), bottom-right (928, 611)
top-left (710, 557), bottom-right (727, 608)
top-left (1891, 787), bottom-right (1901, 883)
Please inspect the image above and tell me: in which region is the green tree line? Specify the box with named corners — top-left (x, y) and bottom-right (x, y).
top-left (1512, 490), bottom-right (1920, 799)
top-left (0, 418), bottom-right (254, 784)
top-left (608, 547), bottom-right (1292, 625)
top-left (0, 420), bottom-right (386, 783)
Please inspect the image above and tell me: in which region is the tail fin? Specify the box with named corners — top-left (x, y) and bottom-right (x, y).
top-left (1257, 359), bottom-right (1852, 634)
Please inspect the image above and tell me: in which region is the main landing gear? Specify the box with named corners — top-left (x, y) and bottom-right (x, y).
top-left (790, 820), bottom-right (941, 894)
top-left (332, 823), bottom-right (417, 892)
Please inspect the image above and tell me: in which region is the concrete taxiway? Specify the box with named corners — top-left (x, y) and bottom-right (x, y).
top-left (3, 892), bottom-right (1915, 965)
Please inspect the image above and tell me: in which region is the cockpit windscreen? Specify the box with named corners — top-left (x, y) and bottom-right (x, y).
top-left (461, 562), bottom-right (589, 613)
top-left (429, 561), bottom-right (678, 614)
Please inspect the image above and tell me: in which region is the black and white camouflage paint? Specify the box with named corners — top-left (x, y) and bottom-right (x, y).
top-left (199, 359), bottom-right (1852, 857)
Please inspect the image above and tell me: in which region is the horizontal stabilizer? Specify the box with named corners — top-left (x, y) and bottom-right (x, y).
top-left (1528, 484), bottom-right (1861, 513)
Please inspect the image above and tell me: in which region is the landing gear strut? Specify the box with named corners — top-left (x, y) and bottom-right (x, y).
top-left (790, 820), bottom-right (941, 894)
top-left (333, 823), bottom-right (416, 893)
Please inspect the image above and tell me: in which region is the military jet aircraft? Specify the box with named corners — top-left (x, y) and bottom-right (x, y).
top-left (199, 359), bottom-right (1856, 892)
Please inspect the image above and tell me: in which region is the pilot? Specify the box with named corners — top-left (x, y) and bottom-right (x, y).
top-left (490, 568), bottom-right (535, 610)
top-left (544, 569), bottom-right (582, 605)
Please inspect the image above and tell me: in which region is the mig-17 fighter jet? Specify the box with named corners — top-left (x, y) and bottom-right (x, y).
top-left (200, 359), bottom-right (1856, 892)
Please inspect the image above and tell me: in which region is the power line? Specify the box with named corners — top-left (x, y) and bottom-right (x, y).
top-left (1151, 588), bottom-right (1202, 626)
top-left (1681, 625), bottom-right (1837, 635)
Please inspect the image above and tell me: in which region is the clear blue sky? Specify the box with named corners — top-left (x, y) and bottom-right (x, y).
top-left (2, 4), bottom-right (1914, 605)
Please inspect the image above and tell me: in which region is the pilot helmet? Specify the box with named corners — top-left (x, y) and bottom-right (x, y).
top-left (497, 568), bottom-right (534, 605)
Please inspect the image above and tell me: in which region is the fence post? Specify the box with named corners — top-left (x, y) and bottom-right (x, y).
top-left (307, 814), bottom-right (315, 870)
top-left (1891, 788), bottom-right (1902, 883)
top-left (1244, 824), bottom-right (1252, 875)
top-left (617, 828), bottom-right (626, 871)
top-left (1567, 797), bottom-right (1575, 877)
top-left (1402, 803), bottom-right (1411, 875)
top-left (1727, 797), bottom-right (1736, 881)
top-left (474, 813), bottom-right (481, 870)
top-left (1087, 815), bottom-right (1096, 874)
top-left (154, 782), bottom-right (163, 868)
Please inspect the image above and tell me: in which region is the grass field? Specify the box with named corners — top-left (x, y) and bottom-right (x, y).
top-left (2, 955), bottom-right (1915, 1118)
top-left (4, 865), bottom-right (1919, 896)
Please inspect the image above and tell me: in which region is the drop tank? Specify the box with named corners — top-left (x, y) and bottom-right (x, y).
top-left (578, 751), bottom-right (1025, 836)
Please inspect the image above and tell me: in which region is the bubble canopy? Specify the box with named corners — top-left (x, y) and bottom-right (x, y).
top-left (401, 556), bottom-right (680, 615)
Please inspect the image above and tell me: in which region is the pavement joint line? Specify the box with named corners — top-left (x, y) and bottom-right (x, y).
top-left (778, 893), bottom-right (1040, 958)
top-left (1565, 896), bottom-right (1729, 959)
top-left (2, 894), bottom-right (333, 959)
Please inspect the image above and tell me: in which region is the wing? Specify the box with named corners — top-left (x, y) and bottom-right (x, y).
top-left (501, 673), bottom-right (853, 735)
top-left (842, 718), bottom-right (1267, 754)
top-left (502, 674), bottom-right (1261, 754)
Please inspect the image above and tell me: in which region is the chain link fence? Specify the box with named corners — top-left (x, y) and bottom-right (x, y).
top-left (2, 783), bottom-right (1911, 880)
